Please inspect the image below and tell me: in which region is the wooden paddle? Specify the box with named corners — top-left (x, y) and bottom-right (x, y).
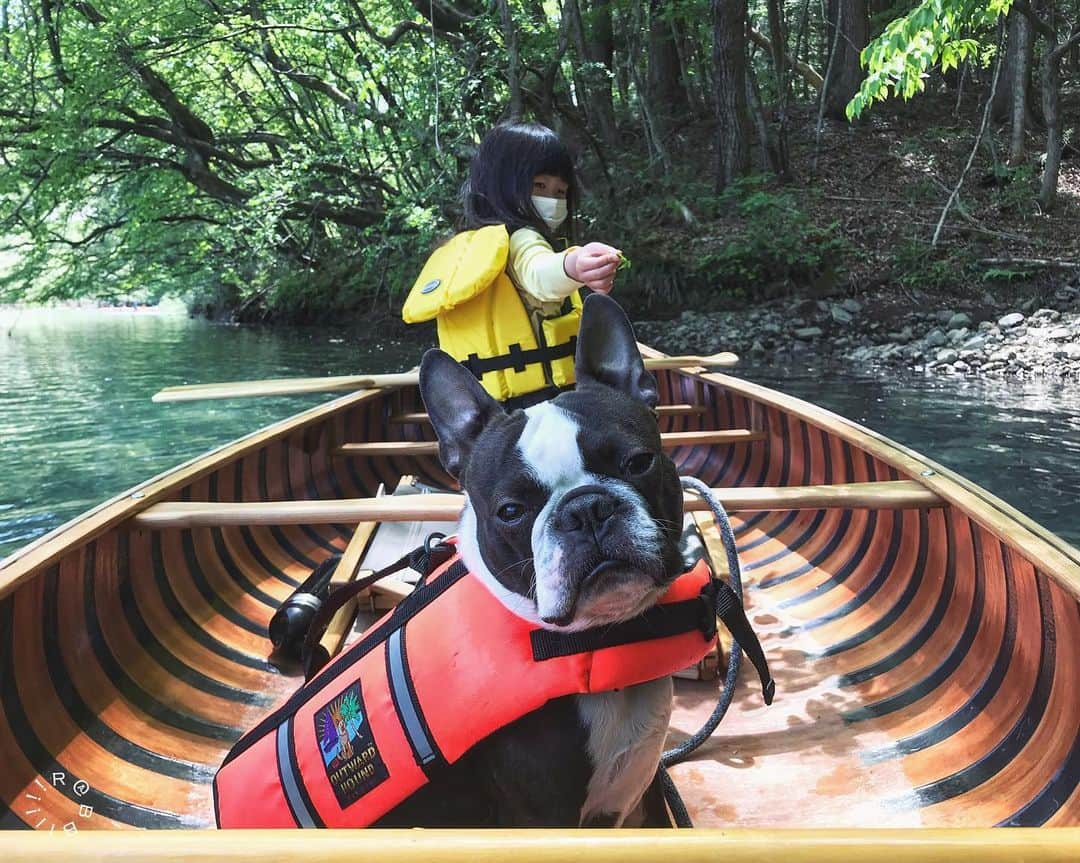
top-left (150, 352), bottom-right (739, 403)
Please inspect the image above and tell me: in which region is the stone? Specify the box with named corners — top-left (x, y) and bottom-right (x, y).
top-left (888, 326), bottom-right (914, 344)
top-left (936, 348), bottom-right (959, 364)
top-left (794, 326), bottom-right (823, 340)
top-left (962, 335), bottom-right (987, 350)
top-left (831, 305), bottom-right (854, 324)
top-left (750, 339), bottom-right (766, 355)
top-left (948, 327), bottom-right (970, 344)
top-left (998, 312), bottom-right (1025, 329)
top-left (1031, 308), bottom-right (1060, 322)
top-left (936, 309), bottom-right (957, 324)
top-left (842, 298), bottom-right (862, 314)
top-left (1047, 327), bottom-right (1073, 341)
top-left (947, 312), bottom-right (972, 330)
top-left (953, 361), bottom-right (971, 373)
top-left (924, 328), bottom-right (947, 347)
top-left (978, 321), bottom-right (994, 332)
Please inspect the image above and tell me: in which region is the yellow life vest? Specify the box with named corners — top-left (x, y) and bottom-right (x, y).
top-left (402, 225), bottom-right (582, 403)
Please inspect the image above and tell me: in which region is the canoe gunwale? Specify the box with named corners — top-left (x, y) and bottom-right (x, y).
top-left (676, 364), bottom-right (1080, 599)
top-left (0, 387), bottom-right (389, 599)
top-left (7, 828), bottom-right (1080, 862)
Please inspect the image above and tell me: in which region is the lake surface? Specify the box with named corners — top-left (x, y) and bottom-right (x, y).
top-left (1, 306), bottom-right (1078, 560)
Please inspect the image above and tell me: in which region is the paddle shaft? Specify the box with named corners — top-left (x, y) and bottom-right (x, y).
top-left (151, 353), bottom-right (738, 402)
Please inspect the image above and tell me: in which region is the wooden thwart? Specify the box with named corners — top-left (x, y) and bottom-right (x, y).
top-left (336, 429), bottom-right (767, 458)
top-left (390, 403), bottom-right (709, 424)
top-left (132, 481), bottom-right (944, 529)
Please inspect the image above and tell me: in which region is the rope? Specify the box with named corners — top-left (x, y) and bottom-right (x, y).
top-left (659, 476), bottom-right (748, 828)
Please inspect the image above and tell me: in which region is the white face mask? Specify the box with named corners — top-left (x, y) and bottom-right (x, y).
top-left (531, 195), bottom-right (568, 231)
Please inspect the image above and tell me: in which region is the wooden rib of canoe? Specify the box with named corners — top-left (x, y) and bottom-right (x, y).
top-left (1, 352), bottom-right (1078, 861)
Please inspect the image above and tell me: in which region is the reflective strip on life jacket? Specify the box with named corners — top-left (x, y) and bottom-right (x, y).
top-left (214, 555), bottom-right (716, 828)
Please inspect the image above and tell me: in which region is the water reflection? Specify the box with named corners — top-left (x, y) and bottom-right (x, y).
top-left (1, 308), bottom-right (1077, 559)
top-left (737, 361), bottom-right (1080, 548)
top-left (0, 306), bottom-right (419, 558)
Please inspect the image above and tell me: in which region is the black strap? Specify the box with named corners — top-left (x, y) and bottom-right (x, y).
top-left (530, 593), bottom-right (715, 661)
top-left (462, 336), bottom-right (576, 379)
top-left (714, 579), bottom-right (775, 705)
top-left (529, 577), bottom-right (774, 705)
top-left (301, 537), bottom-right (455, 680)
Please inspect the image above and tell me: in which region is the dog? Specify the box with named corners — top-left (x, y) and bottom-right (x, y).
top-left (374, 294), bottom-right (686, 828)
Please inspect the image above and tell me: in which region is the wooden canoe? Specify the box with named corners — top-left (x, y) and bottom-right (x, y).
top-left (1, 356), bottom-right (1078, 860)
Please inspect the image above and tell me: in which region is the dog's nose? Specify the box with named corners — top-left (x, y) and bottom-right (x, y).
top-left (554, 485), bottom-right (617, 534)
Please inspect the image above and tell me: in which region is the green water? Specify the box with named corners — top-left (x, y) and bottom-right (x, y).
top-left (0, 306), bottom-right (418, 558)
top-left (2, 306), bottom-right (1078, 560)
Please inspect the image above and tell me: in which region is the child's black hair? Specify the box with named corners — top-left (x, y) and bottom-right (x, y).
top-left (461, 122), bottom-right (577, 244)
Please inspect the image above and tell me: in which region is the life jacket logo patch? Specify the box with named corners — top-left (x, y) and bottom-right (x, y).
top-left (314, 681), bottom-right (388, 808)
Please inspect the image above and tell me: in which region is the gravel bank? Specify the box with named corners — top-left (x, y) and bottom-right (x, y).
top-left (636, 273), bottom-right (1080, 379)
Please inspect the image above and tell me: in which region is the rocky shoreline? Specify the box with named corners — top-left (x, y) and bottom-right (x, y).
top-left (636, 273), bottom-right (1080, 379)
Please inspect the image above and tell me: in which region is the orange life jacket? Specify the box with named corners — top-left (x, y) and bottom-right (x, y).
top-left (213, 551), bottom-right (719, 828)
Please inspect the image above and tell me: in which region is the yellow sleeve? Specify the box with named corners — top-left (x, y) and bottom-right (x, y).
top-left (507, 228), bottom-right (582, 303)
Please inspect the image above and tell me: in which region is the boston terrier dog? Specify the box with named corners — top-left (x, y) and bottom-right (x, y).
top-left (376, 293), bottom-right (686, 828)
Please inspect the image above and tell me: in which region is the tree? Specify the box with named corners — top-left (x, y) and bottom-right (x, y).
top-left (712, 0), bottom-right (752, 188)
top-left (821, 0), bottom-right (869, 120)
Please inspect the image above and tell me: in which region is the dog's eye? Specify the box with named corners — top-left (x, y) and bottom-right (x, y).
top-left (497, 502), bottom-right (525, 523)
top-left (623, 451), bottom-right (655, 476)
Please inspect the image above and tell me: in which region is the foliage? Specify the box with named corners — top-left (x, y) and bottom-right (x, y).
top-left (0, 0), bottom-right (1068, 320)
top-left (706, 180), bottom-right (851, 288)
top-left (0, 0), bottom-right (496, 316)
top-left (846, 0), bottom-right (1011, 119)
top-left (892, 239), bottom-right (972, 290)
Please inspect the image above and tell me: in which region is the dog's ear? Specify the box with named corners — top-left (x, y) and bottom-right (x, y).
top-left (419, 349), bottom-right (505, 479)
top-left (575, 293), bottom-right (658, 408)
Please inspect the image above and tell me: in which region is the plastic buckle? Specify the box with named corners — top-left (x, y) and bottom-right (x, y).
top-left (698, 579), bottom-right (720, 642)
top-left (408, 532), bottom-right (452, 581)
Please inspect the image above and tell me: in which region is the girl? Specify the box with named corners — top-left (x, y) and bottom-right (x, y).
top-left (403, 122), bottom-right (623, 409)
top-left (462, 122), bottom-right (622, 301)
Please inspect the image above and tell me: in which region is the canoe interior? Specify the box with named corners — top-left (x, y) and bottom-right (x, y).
top-left (0, 371), bottom-right (1077, 832)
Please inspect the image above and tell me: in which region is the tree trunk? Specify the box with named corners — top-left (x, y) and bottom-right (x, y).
top-left (820, 0), bottom-right (868, 119)
top-left (647, 0), bottom-right (689, 141)
top-left (746, 65), bottom-right (778, 173)
top-left (1039, 32), bottom-right (1080, 208)
top-left (764, 0), bottom-right (791, 179)
top-left (497, 0), bottom-right (523, 120)
top-left (1, 0), bottom-right (9, 62)
top-left (567, 0), bottom-right (618, 145)
top-left (992, 11), bottom-right (1032, 123)
top-left (712, 0), bottom-right (751, 188)
top-left (1007, 13), bottom-right (1033, 164)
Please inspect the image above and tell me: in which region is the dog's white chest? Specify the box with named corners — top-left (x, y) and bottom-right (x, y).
top-left (576, 677), bottom-right (673, 826)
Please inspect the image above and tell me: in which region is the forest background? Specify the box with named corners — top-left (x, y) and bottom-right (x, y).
top-left (0, 0), bottom-right (1077, 324)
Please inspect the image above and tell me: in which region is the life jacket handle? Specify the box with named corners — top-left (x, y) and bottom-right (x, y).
top-left (301, 534), bottom-right (455, 680)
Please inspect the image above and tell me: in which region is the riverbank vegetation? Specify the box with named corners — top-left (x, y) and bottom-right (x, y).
top-left (1, 0), bottom-right (1077, 323)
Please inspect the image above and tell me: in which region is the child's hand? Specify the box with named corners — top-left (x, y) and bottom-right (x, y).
top-left (565, 242), bottom-right (621, 293)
